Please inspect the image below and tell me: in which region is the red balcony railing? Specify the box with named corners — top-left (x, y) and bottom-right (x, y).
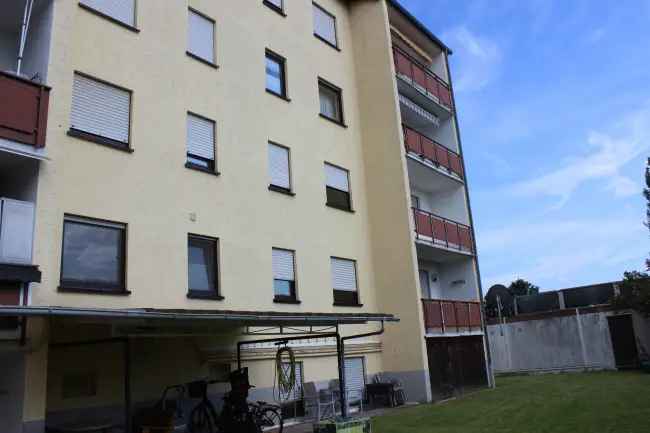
top-left (422, 299), bottom-right (482, 332)
top-left (412, 208), bottom-right (473, 253)
top-left (403, 124), bottom-right (463, 179)
top-left (392, 45), bottom-right (452, 110)
top-left (0, 71), bottom-right (50, 148)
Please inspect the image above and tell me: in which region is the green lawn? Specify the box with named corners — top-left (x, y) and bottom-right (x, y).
top-left (373, 372), bottom-right (650, 433)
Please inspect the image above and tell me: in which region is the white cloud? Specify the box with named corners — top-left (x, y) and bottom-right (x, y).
top-left (479, 215), bottom-right (648, 290)
top-left (442, 26), bottom-right (501, 93)
top-left (509, 105), bottom-right (650, 207)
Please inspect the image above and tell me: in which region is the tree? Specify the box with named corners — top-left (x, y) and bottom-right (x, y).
top-left (508, 279), bottom-right (540, 297)
top-left (611, 271), bottom-right (650, 318)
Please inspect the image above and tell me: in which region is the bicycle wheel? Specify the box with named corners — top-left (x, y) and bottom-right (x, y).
top-left (258, 406), bottom-right (283, 433)
top-left (189, 403), bottom-right (217, 433)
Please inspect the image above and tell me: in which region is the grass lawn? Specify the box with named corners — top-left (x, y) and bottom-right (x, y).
top-left (372, 372), bottom-right (650, 433)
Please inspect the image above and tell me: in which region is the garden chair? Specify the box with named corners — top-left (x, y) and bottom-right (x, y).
top-left (303, 382), bottom-right (335, 421)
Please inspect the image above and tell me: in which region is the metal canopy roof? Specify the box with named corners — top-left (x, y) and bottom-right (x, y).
top-left (0, 305), bottom-right (398, 327)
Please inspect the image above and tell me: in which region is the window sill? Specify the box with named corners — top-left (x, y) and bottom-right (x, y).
top-left (263, 1), bottom-right (287, 16)
top-left (185, 162), bottom-right (220, 176)
top-left (186, 52), bottom-right (220, 70)
top-left (274, 297), bottom-right (301, 305)
top-left (326, 203), bottom-right (354, 213)
top-left (269, 185), bottom-right (295, 196)
top-left (314, 33), bottom-right (341, 51)
top-left (78, 3), bottom-right (140, 33)
top-left (319, 113), bottom-right (347, 128)
top-left (333, 302), bottom-right (363, 308)
top-left (58, 286), bottom-right (131, 296)
top-left (67, 129), bottom-right (133, 153)
top-left (187, 291), bottom-right (224, 301)
top-left (266, 89), bottom-right (291, 102)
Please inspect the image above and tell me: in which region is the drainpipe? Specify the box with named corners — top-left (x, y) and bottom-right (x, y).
top-left (340, 322), bottom-right (385, 418)
top-left (17, 0), bottom-right (35, 76)
top-left (443, 49), bottom-right (494, 389)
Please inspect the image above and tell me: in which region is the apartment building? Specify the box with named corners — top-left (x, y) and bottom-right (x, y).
top-left (0, 1), bottom-right (490, 431)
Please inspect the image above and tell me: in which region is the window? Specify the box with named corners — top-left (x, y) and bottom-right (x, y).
top-left (318, 79), bottom-right (344, 124)
top-left (186, 112), bottom-right (216, 172)
top-left (69, 73), bottom-right (131, 150)
top-left (280, 361), bottom-right (303, 402)
top-left (331, 257), bottom-right (359, 306)
top-left (188, 235), bottom-right (220, 299)
top-left (60, 216), bottom-right (127, 293)
top-left (187, 8), bottom-right (216, 65)
top-left (79, 0), bottom-right (137, 29)
top-left (411, 194), bottom-right (420, 210)
top-left (263, 0), bottom-right (284, 15)
top-left (266, 50), bottom-right (288, 99)
top-left (313, 3), bottom-right (338, 48)
top-left (272, 248), bottom-right (297, 303)
top-left (325, 163), bottom-right (351, 211)
top-left (268, 142), bottom-right (291, 193)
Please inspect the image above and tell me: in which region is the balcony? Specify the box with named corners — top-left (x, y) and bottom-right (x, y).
top-left (413, 208), bottom-right (473, 255)
top-left (393, 46), bottom-right (453, 119)
top-left (422, 299), bottom-right (482, 335)
top-left (0, 71), bottom-right (50, 150)
top-left (403, 124), bottom-right (463, 181)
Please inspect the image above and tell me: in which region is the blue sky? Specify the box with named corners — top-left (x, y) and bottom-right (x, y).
top-left (399, 0), bottom-right (650, 291)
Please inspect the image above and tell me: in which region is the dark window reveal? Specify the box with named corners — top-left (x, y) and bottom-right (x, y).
top-left (60, 216), bottom-right (127, 293)
top-left (188, 235), bottom-right (220, 298)
top-left (266, 50), bottom-right (287, 99)
top-left (325, 163), bottom-right (352, 211)
top-left (318, 79), bottom-right (343, 124)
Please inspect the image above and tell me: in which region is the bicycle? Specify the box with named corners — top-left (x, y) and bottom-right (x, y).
top-left (249, 401), bottom-right (284, 432)
top-left (187, 379), bottom-right (220, 433)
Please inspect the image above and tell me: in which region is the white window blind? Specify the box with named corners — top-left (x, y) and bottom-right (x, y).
top-left (344, 357), bottom-right (365, 394)
top-left (272, 249), bottom-right (295, 281)
top-left (0, 198), bottom-right (34, 265)
top-left (187, 113), bottom-right (215, 161)
top-left (313, 4), bottom-right (337, 46)
top-left (80, 0), bottom-right (136, 26)
top-left (188, 9), bottom-right (215, 63)
top-left (331, 258), bottom-right (356, 292)
top-left (281, 362), bottom-right (303, 401)
top-left (268, 143), bottom-right (290, 189)
top-left (71, 73), bottom-right (131, 144)
top-left (325, 164), bottom-right (349, 192)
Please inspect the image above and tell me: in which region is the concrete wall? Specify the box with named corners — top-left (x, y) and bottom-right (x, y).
top-left (487, 311), bottom-right (617, 374)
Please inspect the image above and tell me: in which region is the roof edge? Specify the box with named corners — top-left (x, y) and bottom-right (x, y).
top-left (387, 0), bottom-right (453, 55)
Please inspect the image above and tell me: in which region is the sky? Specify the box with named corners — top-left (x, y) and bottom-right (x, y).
top-left (399, 0), bottom-right (650, 291)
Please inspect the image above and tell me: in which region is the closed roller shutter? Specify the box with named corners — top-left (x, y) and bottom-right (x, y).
top-left (325, 164), bottom-right (349, 192)
top-left (331, 258), bottom-right (356, 291)
top-left (80, 0), bottom-right (136, 26)
top-left (313, 4), bottom-right (336, 46)
top-left (0, 198), bottom-right (34, 265)
top-left (344, 357), bottom-right (365, 395)
top-left (188, 9), bottom-right (215, 63)
top-left (187, 113), bottom-right (215, 161)
top-left (71, 74), bottom-right (130, 144)
top-left (268, 143), bottom-right (290, 189)
top-left (272, 249), bottom-right (294, 281)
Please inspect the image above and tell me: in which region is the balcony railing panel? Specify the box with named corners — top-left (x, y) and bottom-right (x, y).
top-left (412, 208), bottom-right (474, 254)
top-left (393, 46), bottom-right (453, 111)
top-left (403, 124), bottom-right (463, 179)
top-left (422, 299), bottom-right (482, 333)
top-left (0, 72), bottom-right (50, 148)
top-left (0, 198), bottom-right (35, 265)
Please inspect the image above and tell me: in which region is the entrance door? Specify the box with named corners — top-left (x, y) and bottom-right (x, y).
top-left (0, 353), bottom-right (25, 433)
top-left (607, 315), bottom-right (639, 369)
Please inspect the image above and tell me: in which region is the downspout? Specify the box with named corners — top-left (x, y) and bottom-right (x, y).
top-left (443, 49), bottom-right (495, 388)
top-left (17, 0), bottom-right (35, 76)
top-left (340, 321), bottom-right (386, 418)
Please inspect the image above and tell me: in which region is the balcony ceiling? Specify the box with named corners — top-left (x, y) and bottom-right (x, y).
top-left (0, 0), bottom-right (49, 33)
top-left (407, 156), bottom-right (463, 193)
